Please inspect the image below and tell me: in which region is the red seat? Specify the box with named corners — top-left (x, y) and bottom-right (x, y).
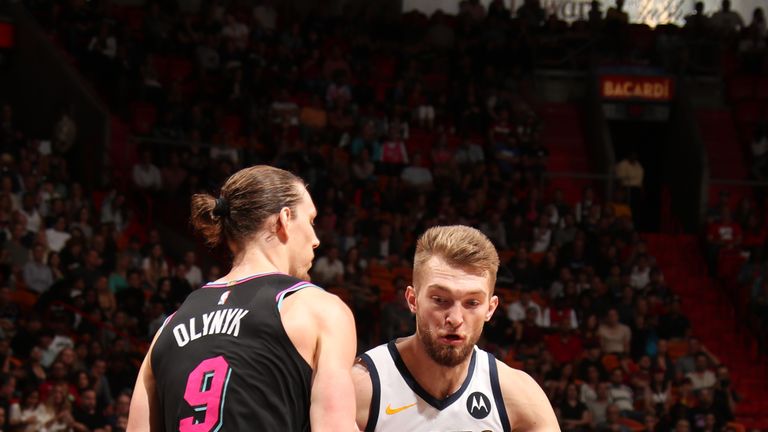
top-left (130, 102), bottom-right (157, 135)
top-left (756, 77), bottom-right (768, 101)
top-left (735, 100), bottom-right (763, 126)
top-left (220, 115), bottom-right (242, 137)
top-left (728, 76), bottom-right (757, 102)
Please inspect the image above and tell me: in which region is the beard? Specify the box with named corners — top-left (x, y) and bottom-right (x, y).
top-left (417, 319), bottom-right (478, 367)
top-left (293, 267), bottom-right (311, 281)
top-left (290, 255), bottom-right (313, 281)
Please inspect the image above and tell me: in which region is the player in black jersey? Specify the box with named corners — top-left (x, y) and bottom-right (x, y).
top-left (127, 165), bottom-right (357, 432)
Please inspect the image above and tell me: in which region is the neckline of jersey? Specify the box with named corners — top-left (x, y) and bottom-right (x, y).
top-left (203, 271), bottom-right (284, 288)
top-left (386, 340), bottom-right (478, 411)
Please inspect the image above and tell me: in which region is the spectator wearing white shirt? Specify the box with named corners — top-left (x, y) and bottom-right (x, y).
top-left (531, 214), bottom-right (552, 253)
top-left (311, 246), bottom-right (344, 287)
top-left (687, 353), bottom-right (717, 391)
top-left (607, 368), bottom-right (635, 413)
top-left (19, 193), bottom-right (42, 234)
top-left (507, 290), bottom-right (543, 325)
top-left (400, 154), bottom-right (433, 191)
top-left (88, 22), bottom-right (117, 60)
top-left (629, 255), bottom-right (651, 291)
top-left (453, 137), bottom-right (485, 167)
top-left (183, 250), bottom-right (203, 287)
top-left (221, 14), bottom-right (249, 51)
top-left (45, 216), bottom-right (71, 253)
top-left (132, 150), bottom-right (162, 190)
top-left (598, 308), bottom-right (632, 354)
top-left (23, 244), bottom-right (53, 294)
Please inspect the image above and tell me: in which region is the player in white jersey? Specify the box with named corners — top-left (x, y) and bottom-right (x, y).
top-left (352, 225), bottom-right (559, 432)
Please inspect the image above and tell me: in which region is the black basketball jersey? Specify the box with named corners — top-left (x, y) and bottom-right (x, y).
top-left (150, 272), bottom-right (315, 432)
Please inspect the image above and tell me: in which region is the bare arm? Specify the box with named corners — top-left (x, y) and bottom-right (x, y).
top-left (308, 292), bottom-right (358, 432)
top-left (127, 331), bottom-right (163, 432)
top-left (497, 360), bottom-right (560, 432)
top-left (351, 360), bottom-right (373, 431)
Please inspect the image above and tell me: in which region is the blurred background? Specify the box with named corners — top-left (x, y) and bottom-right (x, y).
top-left (0, 0), bottom-right (766, 430)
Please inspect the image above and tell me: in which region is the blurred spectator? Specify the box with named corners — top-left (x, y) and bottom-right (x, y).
top-left (507, 290), bottom-right (543, 324)
top-left (559, 382), bottom-right (592, 431)
top-left (23, 244), bottom-right (53, 294)
top-left (711, 0), bottom-right (745, 35)
top-left (596, 403), bottom-right (630, 432)
top-left (598, 308), bottom-right (631, 354)
top-left (380, 286), bottom-right (415, 342)
top-left (605, 0), bottom-right (628, 23)
top-left (658, 297), bottom-right (690, 340)
top-left (546, 320), bottom-right (583, 365)
top-left (311, 246), bottom-right (344, 287)
top-left (72, 388), bottom-right (109, 431)
top-left (687, 353), bottom-right (716, 391)
top-left (132, 151), bottom-right (163, 191)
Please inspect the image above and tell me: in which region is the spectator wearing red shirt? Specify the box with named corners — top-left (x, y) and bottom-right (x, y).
top-left (546, 319), bottom-right (583, 365)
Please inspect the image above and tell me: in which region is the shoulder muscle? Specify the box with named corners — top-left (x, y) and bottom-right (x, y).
top-left (495, 360), bottom-right (559, 432)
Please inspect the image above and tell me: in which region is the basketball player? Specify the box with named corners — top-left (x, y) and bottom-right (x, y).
top-left (127, 166), bottom-right (357, 431)
top-left (352, 226), bottom-right (558, 431)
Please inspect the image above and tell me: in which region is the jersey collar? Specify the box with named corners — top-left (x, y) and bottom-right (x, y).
top-left (387, 340), bottom-right (477, 411)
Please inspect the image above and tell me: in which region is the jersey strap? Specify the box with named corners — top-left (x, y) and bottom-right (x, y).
top-left (488, 353), bottom-right (511, 432)
top-left (359, 353), bottom-right (381, 432)
top-left (275, 281), bottom-right (321, 310)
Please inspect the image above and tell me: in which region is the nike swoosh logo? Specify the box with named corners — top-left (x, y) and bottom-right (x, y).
top-left (385, 403), bottom-right (417, 415)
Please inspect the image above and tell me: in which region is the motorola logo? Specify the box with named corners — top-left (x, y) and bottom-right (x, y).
top-left (466, 392), bottom-right (491, 419)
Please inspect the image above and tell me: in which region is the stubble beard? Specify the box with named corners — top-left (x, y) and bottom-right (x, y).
top-left (416, 319), bottom-right (477, 367)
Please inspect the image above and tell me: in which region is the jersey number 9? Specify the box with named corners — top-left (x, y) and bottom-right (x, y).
top-left (180, 356), bottom-right (232, 432)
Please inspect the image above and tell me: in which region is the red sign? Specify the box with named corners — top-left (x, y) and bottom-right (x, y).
top-left (600, 75), bottom-right (674, 101)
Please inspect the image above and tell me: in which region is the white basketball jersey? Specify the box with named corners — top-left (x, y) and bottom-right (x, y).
top-left (360, 341), bottom-right (510, 432)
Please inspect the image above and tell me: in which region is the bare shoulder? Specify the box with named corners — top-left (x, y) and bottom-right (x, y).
top-left (279, 285), bottom-right (356, 369)
top-left (494, 359), bottom-right (559, 431)
top-left (282, 285), bottom-right (354, 326)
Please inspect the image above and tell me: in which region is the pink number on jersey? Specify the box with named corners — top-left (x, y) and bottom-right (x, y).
top-left (179, 356), bottom-right (231, 432)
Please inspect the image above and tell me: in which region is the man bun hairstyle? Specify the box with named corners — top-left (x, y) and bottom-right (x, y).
top-left (190, 165), bottom-right (305, 248)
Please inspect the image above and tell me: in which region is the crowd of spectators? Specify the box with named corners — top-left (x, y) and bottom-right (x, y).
top-left (0, 0), bottom-right (764, 431)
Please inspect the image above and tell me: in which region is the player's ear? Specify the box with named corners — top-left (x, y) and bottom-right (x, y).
top-left (486, 295), bottom-right (499, 322)
top-left (406, 286), bottom-right (417, 314)
top-left (275, 207), bottom-right (292, 237)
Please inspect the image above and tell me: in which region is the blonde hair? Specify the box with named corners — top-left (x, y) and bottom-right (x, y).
top-left (413, 225), bottom-right (499, 291)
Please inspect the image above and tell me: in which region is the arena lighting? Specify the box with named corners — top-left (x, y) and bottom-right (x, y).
top-left (404, 0), bottom-right (765, 27)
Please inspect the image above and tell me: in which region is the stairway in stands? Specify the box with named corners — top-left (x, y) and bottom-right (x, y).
top-left (696, 109), bottom-right (753, 206)
top-left (645, 233), bottom-right (768, 430)
top-left (537, 102), bottom-right (592, 202)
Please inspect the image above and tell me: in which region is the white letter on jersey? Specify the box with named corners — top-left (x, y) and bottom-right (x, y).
top-left (202, 312), bottom-right (213, 335)
top-left (189, 318), bottom-right (202, 341)
top-left (173, 324), bottom-right (190, 347)
top-left (209, 309), bottom-right (226, 333)
top-left (221, 309), bottom-right (238, 333)
top-left (226, 309), bottom-right (249, 337)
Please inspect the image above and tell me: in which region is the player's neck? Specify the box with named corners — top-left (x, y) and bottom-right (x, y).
top-left (398, 336), bottom-right (474, 400)
top-left (222, 240), bottom-right (288, 282)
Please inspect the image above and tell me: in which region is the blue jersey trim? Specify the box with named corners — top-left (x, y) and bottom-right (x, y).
top-left (488, 354), bottom-right (511, 432)
top-left (359, 354), bottom-right (380, 432)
